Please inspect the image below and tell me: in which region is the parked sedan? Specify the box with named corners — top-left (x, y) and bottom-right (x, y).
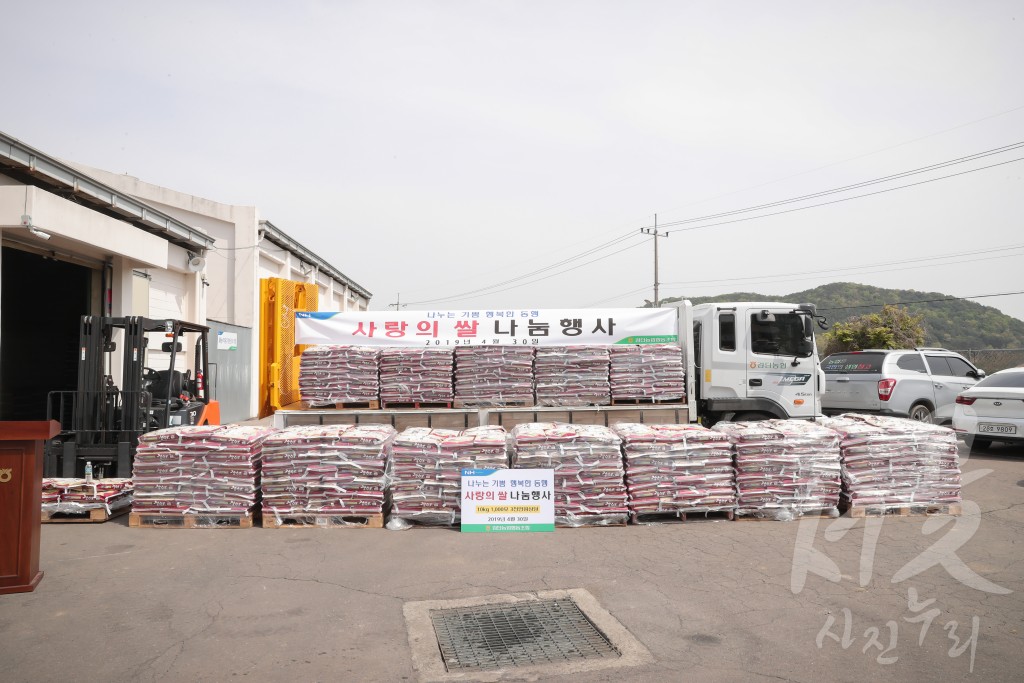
top-left (952, 368), bottom-right (1024, 449)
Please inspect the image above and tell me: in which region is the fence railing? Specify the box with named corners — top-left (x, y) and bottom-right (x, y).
top-left (950, 349), bottom-right (1024, 373)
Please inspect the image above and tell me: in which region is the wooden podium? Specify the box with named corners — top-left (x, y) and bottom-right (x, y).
top-left (0, 421), bottom-right (58, 594)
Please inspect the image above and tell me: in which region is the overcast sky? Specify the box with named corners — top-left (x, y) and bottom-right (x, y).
top-left (6, 1), bottom-right (1024, 321)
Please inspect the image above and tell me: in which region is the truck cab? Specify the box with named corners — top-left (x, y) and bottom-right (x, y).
top-left (690, 302), bottom-right (824, 424)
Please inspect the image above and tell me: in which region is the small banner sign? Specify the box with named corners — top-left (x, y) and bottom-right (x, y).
top-left (460, 468), bottom-right (555, 533)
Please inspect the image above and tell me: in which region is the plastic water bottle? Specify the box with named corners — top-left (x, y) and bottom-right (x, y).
top-left (84, 461), bottom-right (93, 483)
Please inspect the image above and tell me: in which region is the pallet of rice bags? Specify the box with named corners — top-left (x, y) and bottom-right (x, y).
top-left (261, 424), bottom-right (396, 528)
top-left (713, 420), bottom-right (841, 521)
top-left (388, 426), bottom-right (508, 526)
top-left (820, 414), bottom-right (961, 517)
top-left (613, 423), bottom-right (734, 521)
top-left (510, 422), bottom-right (626, 526)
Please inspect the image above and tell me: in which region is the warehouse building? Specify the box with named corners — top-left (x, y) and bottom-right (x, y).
top-left (0, 130), bottom-right (370, 424)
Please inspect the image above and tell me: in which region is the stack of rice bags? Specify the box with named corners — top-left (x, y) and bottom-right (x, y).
top-left (454, 347), bottom-right (535, 406)
top-left (380, 348), bottom-right (454, 405)
top-left (534, 346), bottom-right (610, 406)
top-left (299, 345), bottom-right (380, 406)
top-left (613, 423), bottom-right (735, 517)
top-left (41, 478), bottom-right (134, 517)
top-left (389, 426), bottom-right (508, 525)
top-left (510, 423), bottom-right (627, 526)
top-left (608, 345), bottom-right (686, 402)
top-left (261, 424), bottom-right (396, 522)
top-left (713, 420), bottom-right (842, 520)
top-left (820, 414), bottom-right (961, 509)
top-left (133, 425), bottom-right (274, 517)
top-left (133, 425), bottom-right (220, 514)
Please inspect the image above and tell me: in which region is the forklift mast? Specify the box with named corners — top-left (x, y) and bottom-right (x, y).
top-left (46, 316), bottom-right (219, 478)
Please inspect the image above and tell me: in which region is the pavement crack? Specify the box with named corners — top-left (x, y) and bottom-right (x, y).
top-left (232, 573), bottom-right (405, 601)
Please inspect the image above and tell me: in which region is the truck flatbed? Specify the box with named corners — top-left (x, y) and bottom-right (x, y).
top-left (272, 403), bottom-right (690, 430)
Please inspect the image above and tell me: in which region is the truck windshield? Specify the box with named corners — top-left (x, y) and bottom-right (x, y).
top-left (749, 313), bottom-right (812, 358)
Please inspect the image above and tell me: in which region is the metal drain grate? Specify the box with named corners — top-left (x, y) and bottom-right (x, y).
top-left (429, 598), bottom-right (620, 671)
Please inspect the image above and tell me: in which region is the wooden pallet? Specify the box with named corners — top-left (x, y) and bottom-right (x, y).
top-left (388, 513), bottom-right (461, 529)
top-left (42, 506), bottom-right (130, 524)
top-left (293, 400), bottom-right (380, 410)
top-left (390, 520), bottom-right (458, 529)
top-left (381, 401), bottom-right (453, 409)
top-left (555, 516), bottom-right (629, 529)
top-left (129, 512), bottom-right (254, 529)
top-left (610, 398), bottom-right (685, 406)
top-left (842, 502), bottom-right (962, 518)
top-left (630, 509), bottom-right (735, 524)
top-left (261, 512), bottom-right (385, 529)
top-left (735, 507), bottom-right (840, 521)
top-left (453, 399), bottom-right (534, 409)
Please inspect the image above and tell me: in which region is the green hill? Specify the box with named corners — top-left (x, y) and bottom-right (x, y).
top-left (654, 282), bottom-right (1024, 350)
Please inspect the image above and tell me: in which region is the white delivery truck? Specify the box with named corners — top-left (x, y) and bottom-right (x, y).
top-left (683, 300), bottom-right (826, 425)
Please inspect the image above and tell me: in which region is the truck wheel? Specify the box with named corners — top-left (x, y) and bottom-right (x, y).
top-left (908, 403), bottom-right (933, 423)
top-left (734, 412), bottom-right (770, 422)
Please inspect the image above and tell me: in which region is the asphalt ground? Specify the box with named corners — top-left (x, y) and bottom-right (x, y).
top-left (1, 443), bottom-right (1021, 683)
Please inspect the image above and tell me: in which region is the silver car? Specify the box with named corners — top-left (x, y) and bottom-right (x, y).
top-left (821, 348), bottom-right (985, 423)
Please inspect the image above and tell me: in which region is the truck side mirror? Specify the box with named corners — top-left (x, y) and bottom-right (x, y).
top-left (758, 310), bottom-right (775, 322)
top-left (803, 316), bottom-right (813, 338)
top-left (797, 339), bottom-right (813, 356)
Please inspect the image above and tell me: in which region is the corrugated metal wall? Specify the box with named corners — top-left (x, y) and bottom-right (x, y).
top-left (207, 319), bottom-right (253, 424)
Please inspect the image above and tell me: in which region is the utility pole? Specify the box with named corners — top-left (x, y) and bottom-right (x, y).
top-left (388, 293), bottom-right (405, 310)
top-left (640, 214), bottom-right (668, 307)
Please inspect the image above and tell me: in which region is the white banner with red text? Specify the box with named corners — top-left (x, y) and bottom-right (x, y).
top-left (294, 308), bottom-right (678, 347)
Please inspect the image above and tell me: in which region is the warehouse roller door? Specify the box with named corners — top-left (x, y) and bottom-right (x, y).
top-left (146, 269), bottom-right (188, 372)
top-left (149, 268), bottom-right (186, 319)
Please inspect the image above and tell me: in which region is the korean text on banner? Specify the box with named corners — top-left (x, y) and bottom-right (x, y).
top-left (461, 468), bottom-right (555, 532)
top-left (295, 308), bottom-right (678, 347)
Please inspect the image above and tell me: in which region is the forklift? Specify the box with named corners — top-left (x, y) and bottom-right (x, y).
top-left (45, 316), bottom-right (220, 478)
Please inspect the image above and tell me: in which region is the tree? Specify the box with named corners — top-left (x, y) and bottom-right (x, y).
top-left (818, 305), bottom-right (926, 356)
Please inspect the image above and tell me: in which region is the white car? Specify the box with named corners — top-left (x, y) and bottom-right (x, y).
top-left (952, 367), bottom-right (1024, 450)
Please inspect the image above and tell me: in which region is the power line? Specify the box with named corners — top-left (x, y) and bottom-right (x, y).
top-left (647, 141), bottom-right (1024, 231)
top-left (409, 146), bottom-right (1023, 307)
top-left (407, 216), bottom-right (648, 296)
top-left (210, 243), bottom-right (263, 251)
top-left (581, 285), bottom-right (650, 307)
top-left (660, 252), bottom-right (1024, 297)
top-left (590, 286), bottom-right (1024, 313)
top-left (407, 238), bottom-right (648, 306)
top-left (404, 230), bottom-right (641, 306)
top-left (594, 243), bottom-right (1024, 306)
top-left (660, 251), bottom-right (1024, 296)
top-left (652, 103), bottom-right (1024, 215)
top-left (817, 290), bottom-right (1024, 312)
top-left (661, 243), bottom-right (1024, 287)
top-left (662, 155), bottom-right (1024, 235)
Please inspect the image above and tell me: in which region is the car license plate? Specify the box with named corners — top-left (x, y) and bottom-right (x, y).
top-left (979, 423), bottom-right (1017, 434)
